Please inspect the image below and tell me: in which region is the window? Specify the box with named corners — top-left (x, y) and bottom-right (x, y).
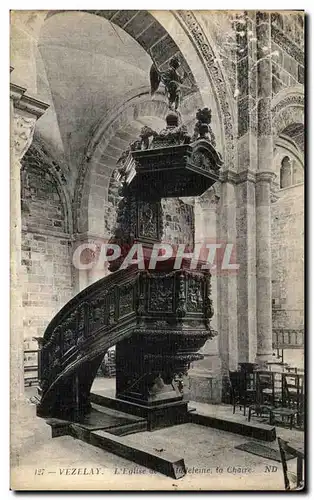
top-left (280, 156), bottom-right (292, 188)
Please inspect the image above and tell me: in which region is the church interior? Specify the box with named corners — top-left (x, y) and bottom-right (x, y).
top-left (10, 10), bottom-right (304, 489)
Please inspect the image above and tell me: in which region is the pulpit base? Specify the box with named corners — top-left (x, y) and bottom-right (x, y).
top-left (90, 391), bottom-right (190, 431)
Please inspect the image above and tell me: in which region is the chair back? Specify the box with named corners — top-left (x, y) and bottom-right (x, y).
top-left (256, 370), bottom-right (275, 404)
top-left (277, 437), bottom-right (302, 490)
top-left (286, 366), bottom-right (298, 373)
top-left (278, 437), bottom-right (291, 489)
top-left (238, 362), bottom-right (258, 373)
top-left (282, 373), bottom-right (304, 409)
top-left (229, 370), bottom-right (245, 397)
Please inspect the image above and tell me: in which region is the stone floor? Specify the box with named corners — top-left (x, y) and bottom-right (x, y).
top-left (11, 378), bottom-right (304, 491)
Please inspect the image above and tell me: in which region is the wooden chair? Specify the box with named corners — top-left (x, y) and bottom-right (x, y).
top-left (278, 437), bottom-right (304, 490)
top-left (229, 370), bottom-right (256, 416)
top-left (285, 366), bottom-right (298, 374)
top-left (283, 373), bottom-right (304, 428)
top-left (24, 348), bottom-right (39, 387)
top-left (282, 373), bottom-right (303, 403)
top-left (229, 371), bottom-right (245, 414)
top-left (248, 371), bottom-right (278, 423)
top-left (269, 373), bottom-right (304, 429)
top-left (270, 406), bottom-right (296, 429)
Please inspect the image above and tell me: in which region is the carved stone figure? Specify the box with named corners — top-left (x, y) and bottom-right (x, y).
top-left (139, 125), bottom-right (157, 149)
top-left (119, 126), bottom-right (158, 157)
top-left (151, 111), bottom-right (191, 148)
top-left (193, 107), bottom-right (217, 146)
top-left (150, 55), bottom-right (187, 112)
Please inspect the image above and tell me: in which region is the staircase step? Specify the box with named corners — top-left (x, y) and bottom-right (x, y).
top-left (69, 424), bottom-right (186, 479)
top-left (107, 420), bottom-right (148, 436)
top-left (45, 403), bottom-right (147, 437)
top-left (91, 402), bottom-right (145, 422)
top-left (77, 404), bottom-right (148, 436)
top-left (190, 411), bottom-right (276, 441)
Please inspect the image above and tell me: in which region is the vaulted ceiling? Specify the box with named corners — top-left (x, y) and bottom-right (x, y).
top-left (11, 10), bottom-right (203, 192)
top-left (36, 11), bottom-right (153, 176)
top-left (281, 123), bottom-right (304, 153)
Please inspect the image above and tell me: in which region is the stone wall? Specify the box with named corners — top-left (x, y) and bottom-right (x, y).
top-left (271, 183), bottom-right (304, 331)
top-left (195, 11), bottom-right (237, 96)
top-left (271, 13), bottom-right (304, 95)
top-left (161, 198), bottom-right (194, 247)
top-left (21, 148), bottom-right (73, 354)
top-left (187, 192), bottom-right (222, 403)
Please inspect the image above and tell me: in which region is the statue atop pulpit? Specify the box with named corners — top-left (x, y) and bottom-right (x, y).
top-left (193, 107), bottom-right (216, 146)
top-left (150, 55), bottom-right (187, 112)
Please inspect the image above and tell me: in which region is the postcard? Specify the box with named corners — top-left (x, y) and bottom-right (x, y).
top-left (10, 9), bottom-right (305, 491)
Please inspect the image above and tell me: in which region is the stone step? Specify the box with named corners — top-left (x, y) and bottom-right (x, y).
top-left (69, 424), bottom-right (186, 479)
top-left (107, 420), bottom-right (148, 436)
top-left (190, 411), bottom-right (276, 442)
top-left (90, 391), bottom-right (189, 430)
top-left (45, 403), bottom-right (147, 437)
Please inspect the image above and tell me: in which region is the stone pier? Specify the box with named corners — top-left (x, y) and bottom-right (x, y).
top-left (10, 73), bottom-right (49, 459)
top-left (255, 12), bottom-right (275, 363)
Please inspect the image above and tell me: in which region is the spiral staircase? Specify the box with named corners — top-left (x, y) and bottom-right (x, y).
top-left (36, 108), bottom-right (223, 478)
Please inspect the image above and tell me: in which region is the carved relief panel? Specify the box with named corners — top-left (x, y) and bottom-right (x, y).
top-left (148, 273), bottom-right (174, 313)
top-left (137, 200), bottom-right (162, 241)
top-left (186, 274), bottom-right (205, 313)
top-left (60, 311), bottom-right (77, 354)
top-left (88, 296), bottom-right (106, 334)
top-left (119, 282), bottom-right (134, 318)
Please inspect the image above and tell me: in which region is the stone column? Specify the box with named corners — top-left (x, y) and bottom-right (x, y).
top-left (188, 189), bottom-right (222, 403)
top-left (10, 78), bottom-right (48, 414)
top-left (235, 172), bottom-right (257, 362)
top-left (87, 233), bottom-right (112, 285)
top-left (255, 12), bottom-right (275, 363)
top-left (71, 234), bottom-right (90, 294)
top-left (71, 230), bottom-right (113, 294)
top-left (235, 12), bottom-right (258, 363)
top-left (217, 172), bottom-right (238, 377)
top-left (255, 172), bottom-right (275, 362)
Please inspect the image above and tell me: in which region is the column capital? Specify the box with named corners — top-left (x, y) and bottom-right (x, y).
top-left (198, 190), bottom-right (220, 210)
top-left (11, 112), bottom-right (37, 162)
top-left (256, 171), bottom-right (276, 183)
top-left (10, 82), bottom-right (49, 163)
top-left (236, 170), bottom-right (257, 184)
top-left (10, 82), bottom-right (49, 118)
top-left (220, 169), bottom-right (258, 185)
top-left (198, 183), bottom-right (221, 209)
top-left (219, 169), bottom-right (238, 184)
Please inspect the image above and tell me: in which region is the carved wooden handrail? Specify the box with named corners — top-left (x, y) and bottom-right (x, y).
top-left (38, 265), bottom-right (139, 413)
top-left (37, 266), bottom-right (216, 420)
